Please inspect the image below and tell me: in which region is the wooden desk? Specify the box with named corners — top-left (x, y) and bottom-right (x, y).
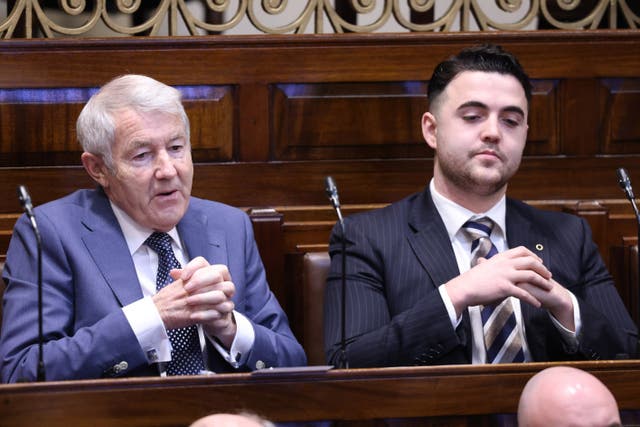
top-left (1, 361), bottom-right (639, 426)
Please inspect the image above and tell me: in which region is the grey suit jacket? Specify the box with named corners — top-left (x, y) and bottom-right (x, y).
top-left (1, 188), bottom-right (306, 382)
top-left (324, 187), bottom-right (637, 367)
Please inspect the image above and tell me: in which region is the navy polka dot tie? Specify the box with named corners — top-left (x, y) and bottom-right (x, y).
top-left (462, 218), bottom-right (525, 364)
top-left (145, 232), bottom-right (205, 375)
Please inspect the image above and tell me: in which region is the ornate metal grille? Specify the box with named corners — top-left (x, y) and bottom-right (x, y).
top-left (0, 0), bottom-right (638, 39)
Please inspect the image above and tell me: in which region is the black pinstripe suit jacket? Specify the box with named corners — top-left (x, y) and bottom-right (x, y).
top-left (324, 187), bottom-right (638, 367)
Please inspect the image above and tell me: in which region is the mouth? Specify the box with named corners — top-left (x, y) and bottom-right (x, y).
top-left (154, 189), bottom-right (179, 199)
top-left (474, 149), bottom-right (501, 160)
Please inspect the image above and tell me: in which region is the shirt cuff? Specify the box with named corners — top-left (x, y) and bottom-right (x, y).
top-left (438, 284), bottom-right (462, 329)
top-left (122, 296), bottom-right (172, 364)
top-left (209, 310), bottom-right (255, 368)
top-left (548, 291), bottom-right (581, 350)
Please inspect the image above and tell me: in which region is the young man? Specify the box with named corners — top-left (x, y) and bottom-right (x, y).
top-left (324, 44), bottom-right (637, 367)
top-left (1, 75), bottom-right (306, 382)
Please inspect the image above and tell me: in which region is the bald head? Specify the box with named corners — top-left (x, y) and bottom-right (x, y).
top-left (189, 413), bottom-right (272, 427)
top-left (518, 366), bottom-right (621, 427)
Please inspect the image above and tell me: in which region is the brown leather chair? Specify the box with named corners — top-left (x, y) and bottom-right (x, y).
top-left (302, 252), bottom-right (330, 365)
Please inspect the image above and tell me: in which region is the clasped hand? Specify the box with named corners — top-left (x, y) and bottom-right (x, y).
top-left (152, 256), bottom-right (237, 348)
top-left (445, 246), bottom-right (575, 330)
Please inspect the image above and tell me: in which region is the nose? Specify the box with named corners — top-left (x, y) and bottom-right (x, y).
top-left (154, 150), bottom-right (178, 179)
top-left (481, 116), bottom-right (501, 144)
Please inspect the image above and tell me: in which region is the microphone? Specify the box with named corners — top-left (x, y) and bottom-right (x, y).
top-left (17, 185), bottom-right (33, 213)
top-left (616, 168), bottom-right (640, 348)
top-left (324, 176), bottom-right (348, 369)
top-left (618, 168), bottom-right (637, 205)
top-left (325, 176), bottom-right (344, 225)
top-left (17, 185), bottom-right (46, 382)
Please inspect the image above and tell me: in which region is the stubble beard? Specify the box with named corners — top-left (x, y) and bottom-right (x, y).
top-left (436, 157), bottom-right (516, 200)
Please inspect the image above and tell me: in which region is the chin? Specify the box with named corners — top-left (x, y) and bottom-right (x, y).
top-left (150, 213), bottom-right (184, 231)
top-left (471, 179), bottom-right (508, 196)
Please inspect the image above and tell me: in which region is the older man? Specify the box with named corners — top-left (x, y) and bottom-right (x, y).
top-left (1, 74), bottom-right (306, 382)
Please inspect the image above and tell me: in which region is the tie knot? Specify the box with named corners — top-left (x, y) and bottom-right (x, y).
top-left (145, 232), bottom-right (173, 255)
top-left (462, 217), bottom-right (494, 240)
top-left (462, 217), bottom-right (498, 264)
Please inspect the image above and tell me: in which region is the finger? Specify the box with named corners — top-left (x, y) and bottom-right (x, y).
top-left (186, 288), bottom-right (233, 307)
top-left (190, 303), bottom-right (235, 323)
top-left (184, 266), bottom-right (235, 297)
top-left (211, 264), bottom-right (232, 282)
top-left (518, 279), bottom-right (568, 309)
top-left (179, 256), bottom-right (210, 281)
top-left (510, 264), bottom-right (554, 290)
top-left (510, 286), bottom-right (542, 308)
top-left (169, 268), bottom-right (182, 281)
top-left (500, 246), bottom-right (544, 263)
top-left (507, 255), bottom-right (552, 281)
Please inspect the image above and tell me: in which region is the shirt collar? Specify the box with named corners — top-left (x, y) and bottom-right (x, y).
top-left (429, 179), bottom-right (506, 241)
top-left (109, 201), bottom-right (182, 255)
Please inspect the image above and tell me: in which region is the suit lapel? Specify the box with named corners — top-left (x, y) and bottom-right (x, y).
top-left (177, 200), bottom-right (226, 266)
top-left (406, 189), bottom-right (460, 288)
top-left (505, 200), bottom-right (550, 337)
top-left (505, 199), bottom-right (550, 272)
top-left (80, 190), bottom-right (143, 306)
top-left (407, 188), bottom-right (472, 357)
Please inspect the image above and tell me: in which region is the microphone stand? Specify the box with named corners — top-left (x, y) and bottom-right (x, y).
top-left (616, 169), bottom-right (640, 345)
top-left (337, 214), bottom-right (348, 369)
top-left (631, 203), bottom-right (640, 337)
top-left (35, 221), bottom-right (44, 382)
top-left (325, 176), bottom-right (348, 369)
top-left (17, 185), bottom-right (45, 381)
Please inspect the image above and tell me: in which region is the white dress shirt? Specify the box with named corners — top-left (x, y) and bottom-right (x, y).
top-left (111, 202), bottom-right (255, 373)
top-left (429, 180), bottom-right (580, 363)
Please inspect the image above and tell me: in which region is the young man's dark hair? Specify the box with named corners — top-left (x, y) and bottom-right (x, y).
top-left (427, 43), bottom-right (532, 110)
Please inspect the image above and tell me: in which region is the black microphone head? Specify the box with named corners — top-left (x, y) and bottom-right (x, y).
top-left (617, 167), bottom-right (636, 200)
top-left (325, 176), bottom-right (336, 197)
top-left (616, 168), bottom-right (636, 200)
top-left (17, 185), bottom-right (33, 210)
top-left (325, 175), bottom-right (342, 213)
top-left (617, 168), bottom-right (630, 189)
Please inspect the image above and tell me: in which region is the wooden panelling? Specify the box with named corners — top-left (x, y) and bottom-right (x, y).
top-left (0, 91), bottom-right (86, 166)
top-left (0, 31), bottom-right (636, 167)
top-left (0, 85), bottom-right (235, 166)
top-left (182, 86), bottom-right (235, 162)
top-left (271, 81), bottom-right (430, 161)
top-left (527, 79), bottom-right (559, 155)
top-left (602, 78), bottom-right (640, 154)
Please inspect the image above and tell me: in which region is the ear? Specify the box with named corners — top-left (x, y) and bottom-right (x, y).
top-left (81, 152), bottom-right (110, 188)
top-left (422, 112), bottom-right (438, 150)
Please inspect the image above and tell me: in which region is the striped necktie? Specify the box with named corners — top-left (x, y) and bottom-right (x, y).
top-left (462, 218), bottom-right (525, 364)
top-left (145, 232), bottom-right (205, 375)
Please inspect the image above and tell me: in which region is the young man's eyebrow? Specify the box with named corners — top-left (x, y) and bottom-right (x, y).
top-left (457, 101), bottom-right (525, 118)
top-left (456, 100), bottom-right (488, 111)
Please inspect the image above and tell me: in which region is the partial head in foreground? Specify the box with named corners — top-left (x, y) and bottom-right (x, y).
top-left (517, 366), bottom-right (621, 427)
top-left (189, 413), bottom-right (275, 427)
